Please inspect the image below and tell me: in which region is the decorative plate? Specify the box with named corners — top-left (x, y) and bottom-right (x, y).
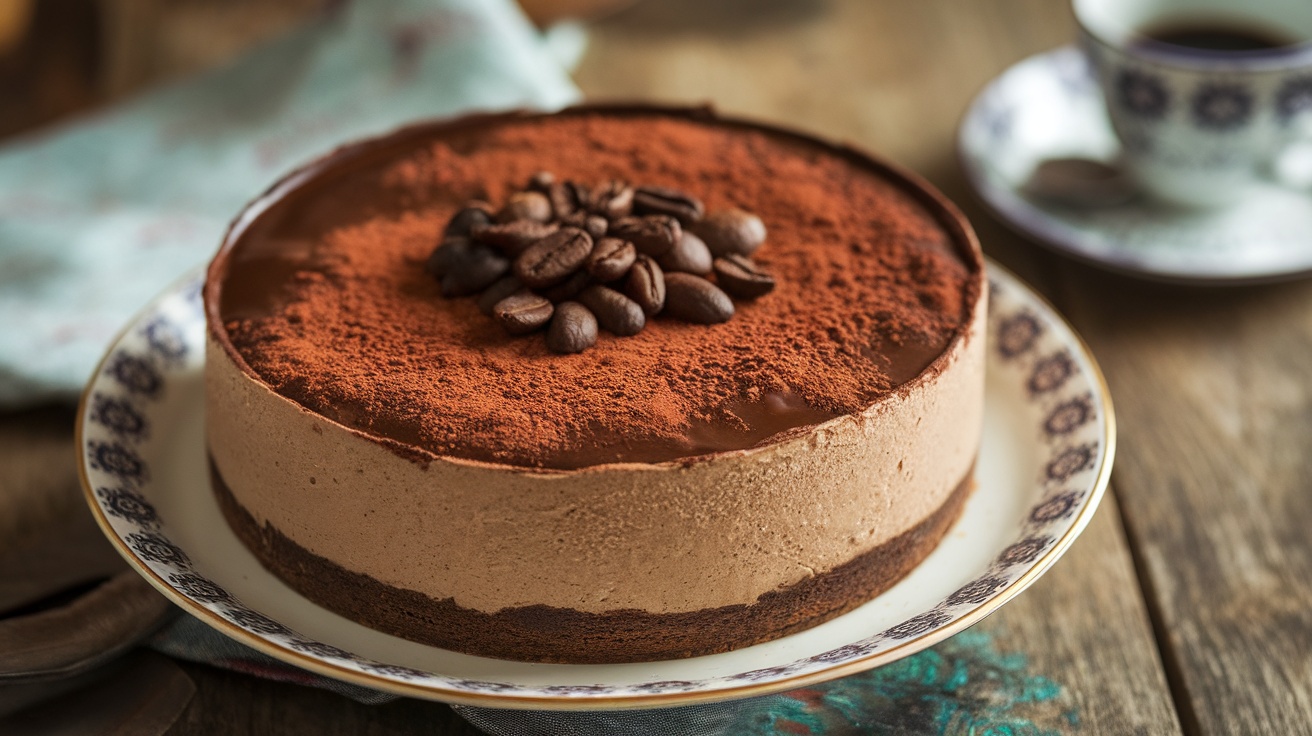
top-left (959, 46), bottom-right (1312, 284)
top-left (78, 260), bottom-right (1113, 709)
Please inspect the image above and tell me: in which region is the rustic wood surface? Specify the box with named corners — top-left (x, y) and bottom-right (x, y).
top-left (1, 0), bottom-right (1305, 733)
top-left (1057, 271), bottom-right (1312, 735)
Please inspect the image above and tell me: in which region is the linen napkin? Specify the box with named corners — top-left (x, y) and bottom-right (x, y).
top-left (0, 0), bottom-right (579, 407)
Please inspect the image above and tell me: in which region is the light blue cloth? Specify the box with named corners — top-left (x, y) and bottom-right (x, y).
top-left (0, 0), bottom-right (579, 406)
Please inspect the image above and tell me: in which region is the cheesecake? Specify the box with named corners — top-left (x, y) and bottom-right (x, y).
top-left (204, 105), bottom-right (986, 663)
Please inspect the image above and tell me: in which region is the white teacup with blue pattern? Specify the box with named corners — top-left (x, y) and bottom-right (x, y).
top-left (1074, 0), bottom-right (1312, 208)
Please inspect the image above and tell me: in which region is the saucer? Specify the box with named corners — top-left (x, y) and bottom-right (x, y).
top-left (959, 46), bottom-right (1312, 284)
top-left (77, 262), bottom-right (1113, 709)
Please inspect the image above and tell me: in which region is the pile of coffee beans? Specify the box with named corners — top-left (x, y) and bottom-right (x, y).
top-left (426, 172), bottom-right (775, 354)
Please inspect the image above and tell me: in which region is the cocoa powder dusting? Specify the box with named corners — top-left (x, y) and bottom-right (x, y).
top-left (219, 111), bottom-right (978, 469)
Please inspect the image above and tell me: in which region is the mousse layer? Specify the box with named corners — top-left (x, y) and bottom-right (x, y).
top-left (213, 457), bottom-right (975, 663)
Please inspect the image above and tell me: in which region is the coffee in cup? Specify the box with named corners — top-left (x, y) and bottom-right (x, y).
top-left (1073, 0), bottom-right (1312, 207)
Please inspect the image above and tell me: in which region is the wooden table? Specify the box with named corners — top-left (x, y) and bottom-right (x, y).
top-left (2, 0), bottom-right (1307, 733)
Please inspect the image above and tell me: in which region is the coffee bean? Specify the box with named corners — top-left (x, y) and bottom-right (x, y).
top-left (713, 254), bottom-right (775, 299)
top-left (439, 243), bottom-right (510, 297)
top-left (546, 301), bottom-right (598, 354)
top-left (548, 182), bottom-right (579, 219)
top-left (567, 181), bottom-right (593, 212)
top-left (496, 191), bottom-right (552, 224)
top-left (426, 236), bottom-right (471, 277)
top-left (527, 170), bottom-right (555, 192)
top-left (625, 254), bottom-right (666, 316)
top-left (538, 270), bottom-right (592, 302)
top-left (443, 203), bottom-right (494, 238)
top-left (493, 291), bottom-right (555, 335)
top-left (471, 221), bottom-right (558, 256)
top-left (657, 231), bottom-right (713, 275)
top-left (548, 181), bottom-right (589, 220)
top-left (609, 215), bottom-right (681, 257)
top-left (663, 273), bottom-right (734, 324)
top-left (589, 180), bottom-right (634, 219)
top-left (561, 212), bottom-right (609, 240)
top-left (633, 185), bottom-right (704, 224)
top-left (586, 237), bottom-right (637, 281)
top-left (692, 208), bottom-right (766, 256)
top-left (514, 227), bottom-right (593, 288)
top-left (578, 285), bottom-right (646, 336)
top-left (477, 275), bottom-right (523, 315)
top-left (583, 215), bottom-right (609, 240)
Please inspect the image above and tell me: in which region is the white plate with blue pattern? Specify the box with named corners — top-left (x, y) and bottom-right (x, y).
top-left (77, 261), bottom-right (1113, 709)
top-left (960, 46), bottom-right (1312, 284)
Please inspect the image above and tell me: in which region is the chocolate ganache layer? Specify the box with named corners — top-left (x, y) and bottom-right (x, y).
top-left (204, 105), bottom-right (987, 663)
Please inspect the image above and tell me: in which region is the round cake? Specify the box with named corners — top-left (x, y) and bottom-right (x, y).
top-left (204, 105), bottom-right (986, 664)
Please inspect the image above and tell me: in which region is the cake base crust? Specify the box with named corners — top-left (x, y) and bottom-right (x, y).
top-left (212, 458), bottom-right (975, 664)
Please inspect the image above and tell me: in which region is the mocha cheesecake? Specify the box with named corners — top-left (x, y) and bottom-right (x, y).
top-left (204, 105), bottom-right (987, 664)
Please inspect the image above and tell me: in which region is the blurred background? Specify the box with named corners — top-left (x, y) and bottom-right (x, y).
top-left (0, 0), bottom-right (1071, 184)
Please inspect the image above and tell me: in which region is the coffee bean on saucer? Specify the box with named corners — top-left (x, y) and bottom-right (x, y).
top-left (527, 170), bottom-right (555, 192)
top-left (443, 203), bottom-right (494, 238)
top-left (439, 244), bottom-right (510, 297)
top-left (633, 185), bottom-right (704, 224)
top-left (609, 215), bottom-right (681, 257)
top-left (578, 285), bottom-right (646, 336)
top-left (589, 180), bottom-right (635, 219)
top-left (657, 231), bottom-right (713, 275)
top-left (546, 301), bottom-right (598, 354)
top-left (586, 237), bottom-right (637, 281)
top-left (492, 291), bottom-right (555, 335)
top-left (496, 191), bottom-right (552, 223)
top-left (693, 208), bottom-right (766, 256)
top-left (626, 254), bottom-right (666, 316)
top-left (663, 273), bottom-right (734, 324)
top-left (514, 227), bottom-right (593, 288)
top-left (1021, 157), bottom-right (1137, 207)
top-left (538, 270), bottom-right (592, 302)
top-left (477, 275), bottom-right (523, 315)
top-left (472, 221), bottom-right (559, 256)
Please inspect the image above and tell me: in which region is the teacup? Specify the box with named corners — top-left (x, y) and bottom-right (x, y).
top-left (1073, 0), bottom-right (1312, 207)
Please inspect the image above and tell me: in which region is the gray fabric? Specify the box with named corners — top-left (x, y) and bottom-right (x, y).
top-left (0, 0), bottom-right (578, 407)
